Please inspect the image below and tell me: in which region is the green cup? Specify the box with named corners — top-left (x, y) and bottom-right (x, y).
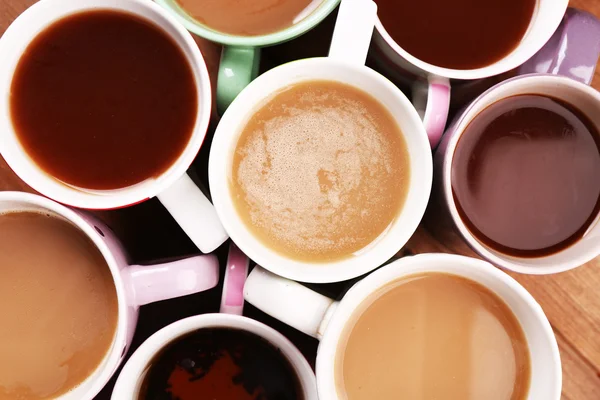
top-left (155, 0), bottom-right (341, 114)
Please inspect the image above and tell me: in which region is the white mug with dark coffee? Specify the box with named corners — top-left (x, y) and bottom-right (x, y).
top-left (0, 0), bottom-right (228, 254)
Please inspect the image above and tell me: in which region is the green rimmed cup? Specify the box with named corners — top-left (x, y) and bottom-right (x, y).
top-left (155, 0), bottom-right (341, 114)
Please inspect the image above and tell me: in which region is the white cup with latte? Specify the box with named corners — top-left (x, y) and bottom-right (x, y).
top-left (208, 0), bottom-right (432, 283)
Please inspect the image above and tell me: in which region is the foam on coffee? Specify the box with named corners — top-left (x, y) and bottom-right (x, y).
top-left (231, 80), bottom-right (410, 262)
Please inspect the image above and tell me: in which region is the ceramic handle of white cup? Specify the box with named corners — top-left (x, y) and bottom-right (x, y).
top-left (328, 0), bottom-right (378, 65)
top-left (518, 8), bottom-right (600, 85)
top-left (128, 254), bottom-right (220, 306)
top-left (244, 267), bottom-right (337, 339)
top-left (157, 173), bottom-right (228, 253)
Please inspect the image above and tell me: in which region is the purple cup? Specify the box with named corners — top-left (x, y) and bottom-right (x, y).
top-left (369, 1), bottom-right (575, 148)
top-left (431, 9), bottom-right (600, 274)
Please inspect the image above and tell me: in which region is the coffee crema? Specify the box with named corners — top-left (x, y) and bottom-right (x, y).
top-left (139, 328), bottom-right (303, 400)
top-left (175, 0), bottom-right (322, 36)
top-left (0, 212), bottom-right (118, 400)
top-left (231, 80), bottom-right (410, 262)
top-left (337, 273), bottom-right (531, 400)
top-left (375, 0), bottom-right (536, 69)
top-left (10, 10), bottom-right (197, 190)
top-left (452, 94), bottom-right (600, 257)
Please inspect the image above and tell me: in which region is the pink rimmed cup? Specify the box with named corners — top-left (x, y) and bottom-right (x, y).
top-left (368, 1), bottom-right (581, 148)
top-left (0, 0), bottom-right (228, 253)
top-left (431, 10), bottom-right (600, 274)
top-left (0, 191), bottom-right (220, 399)
top-left (112, 243), bottom-right (318, 399)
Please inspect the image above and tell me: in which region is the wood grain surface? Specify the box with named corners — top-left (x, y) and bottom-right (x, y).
top-left (1, 1), bottom-right (600, 399)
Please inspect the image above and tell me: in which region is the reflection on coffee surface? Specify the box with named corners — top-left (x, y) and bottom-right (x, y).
top-left (375, 0), bottom-right (536, 69)
top-left (452, 95), bottom-right (600, 256)
top-left (0, 212), bottom-right (118, 400)
top-left (231, 80), bottom-right (410, 262)
top-left (10, 10), bottom-right (197, 190)
top-left (337, 273), bottom-right (531, 400)
top-left (139, 328), bottom-right (303, 400)
top-left (175, 0), bottom-right (323, 36)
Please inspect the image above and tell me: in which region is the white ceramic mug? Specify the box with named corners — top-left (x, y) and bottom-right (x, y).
top-left (208, 0), bottom-right (433, 283)
top-left (369, 0), bottom-right (570, 148)
top-left (112, 244), bottom-right (317, 400)
top-left (0, 191), bottom-right (220, 399)
top-left (0, 0), bottom-right (227, 253)
top-left (244, 253), bottom-right (561, 400)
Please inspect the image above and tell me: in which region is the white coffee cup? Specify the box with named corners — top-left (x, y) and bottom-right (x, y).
top-left (112, 245), bottom-right (317, 400)
top-left (0, 191), bottom-right (220, 400)
top-left (0, 0), bottom-right (227, 253)
top-left (208, 0), bottom-right (433, 283)
top-left (244, 253), bottom-right (562, 400)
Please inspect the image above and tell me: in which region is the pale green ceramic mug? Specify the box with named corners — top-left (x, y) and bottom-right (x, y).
top-left (155, 0), bottom-right (340, 114)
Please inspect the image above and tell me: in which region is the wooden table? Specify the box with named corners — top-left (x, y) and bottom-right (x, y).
top-left (2, 1), bottom-right (600, 399)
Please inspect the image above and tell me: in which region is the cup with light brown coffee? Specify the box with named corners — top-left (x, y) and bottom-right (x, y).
top-left (0, 192), bottom-right (220, 400)
top-left (244, 253), bottom-right (561, 400)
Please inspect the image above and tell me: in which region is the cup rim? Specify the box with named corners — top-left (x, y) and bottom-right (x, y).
top-left (0, 0), bottom-right (212, 210)
top-left (442, 73), bottom-right (600, 274)
top-left (111, 313), bottom-right (317, 399)
top-left (315, 253), bottom-right (561, 399)
top-left (373, 0), bottom-right (569, 80)
top-left (0, 191), bottom-right (130, 399)
top-left (154, 0), bottom-right (341, 47)
top-left (208, 57), bottom-right (433, 283)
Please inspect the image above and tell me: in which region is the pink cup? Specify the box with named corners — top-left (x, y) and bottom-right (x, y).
top-left (0, 191), bottom-right (220, 399)
top-left (111, 243), bottom-right (318, 399)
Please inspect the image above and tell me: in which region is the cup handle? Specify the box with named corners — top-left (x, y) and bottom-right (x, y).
top-left (220, 242), bottom-right (250, 315)
top-left (157, 173), bottom-right (228, 253)
top-left (244, 267), bottom-right (337, 339)
top-left (328, 0), bottom-right (378, 65)
top-left (217, 46), bottom-right (261, 114)
top-left (518, 7), bottom-right (600, 85)
top-left (127, 254), bottom-right (219, 306)
top-left (412, 78), bottom-right (451, 149)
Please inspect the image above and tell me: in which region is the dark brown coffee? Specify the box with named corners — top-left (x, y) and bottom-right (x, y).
top-left (10, 10), bottom-right (197, 190)
top-left (375, 0), bottom-right (536, 69)
top-left (139, 328), bottom-right (303, 400)
top-left (452, 94), bottom-right (600, 257)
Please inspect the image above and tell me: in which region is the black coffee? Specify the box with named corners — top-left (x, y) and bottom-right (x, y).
top-left (375, 0), bottom-right (536, 69)
top-left (452, 94), bottom-right (600, 256)
top-left (139, 328), bottom-right (303, 400)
